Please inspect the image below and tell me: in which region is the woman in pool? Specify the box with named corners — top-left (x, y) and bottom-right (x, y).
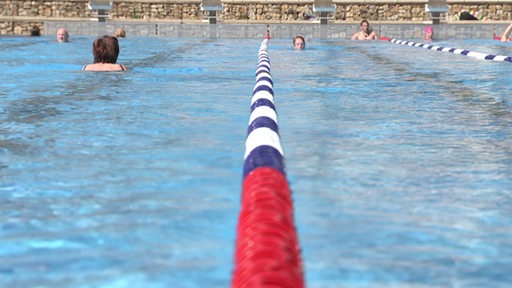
top-left (424, 26), bottom-right (433, 41)
top-left (293, 35), bottom-right (305, 50)
top-left (83, 35), bottom-right (128, 72)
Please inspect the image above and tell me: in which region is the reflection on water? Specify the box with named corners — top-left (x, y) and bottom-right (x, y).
top-left (1, 36), bottom-right (511, 288)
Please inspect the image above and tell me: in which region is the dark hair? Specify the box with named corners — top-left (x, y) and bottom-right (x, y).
top-left (360, 19), bottom-right (373, 34)
top-left (31, 26), bottom-right (40, 36)
top-left (93, 35), bottom-right (120, 64)
top-left (293, 35), bottom-right (305, 44)
top-left (459, 11), bottom-right (478, 20)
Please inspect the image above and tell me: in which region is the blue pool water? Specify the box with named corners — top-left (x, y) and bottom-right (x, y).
top-left (1, 34), bottom-right (511, 287)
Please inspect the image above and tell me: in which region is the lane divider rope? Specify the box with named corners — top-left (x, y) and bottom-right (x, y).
top-left (232, 25), bottom-right (304, 288)
top-left (381, 38), bottom-right (512, 63)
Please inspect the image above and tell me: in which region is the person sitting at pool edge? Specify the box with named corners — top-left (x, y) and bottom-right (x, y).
top-left (500, 23), bottom-right (512, 42)
top-left (293, 35), bottom-right (305, 50)
top-left (56, 28), bottom-right (69, 42)
top-left (83, 35), bottom-right (128, 72)
top-left (351, 20), bottom-right (378, 40)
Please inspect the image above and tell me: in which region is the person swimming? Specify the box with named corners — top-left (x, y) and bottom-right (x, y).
top-left (56, 28), bottom-right (69, 42)
top-left (115, 28), bottom-right (126, 38)
top-left (293, 35), bottom-right (305, 50)
top-left (31, 26), bottom-right (41, 37)
top-left (351, 20), bottom-right (378, 40)
top-left (424, 26), bottom-right (433, 41)
top-left (82, 35), bottom-right (128, 72)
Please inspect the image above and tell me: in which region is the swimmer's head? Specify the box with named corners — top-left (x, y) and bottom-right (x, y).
top-left (56, 28), bottom-right (69, 42)
top-left (115, 28), bottom-right (126, 38)
top-left (293, 35), bottom-right (305, 50)
top-left (424, 26), bottom-right (433, 40)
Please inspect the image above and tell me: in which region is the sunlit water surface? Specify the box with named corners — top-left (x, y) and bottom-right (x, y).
top-left (1, 35), bottom-right (511, 287)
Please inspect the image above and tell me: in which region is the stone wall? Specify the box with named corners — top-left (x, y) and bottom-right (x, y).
top-left (0, 0), bottom-right (89, 18)
top-left (2, 0), bottom-right (512, 35)
top-left (113, 2), bottom-right (202, 20)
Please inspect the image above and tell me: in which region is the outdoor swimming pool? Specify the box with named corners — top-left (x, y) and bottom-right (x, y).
top-left (1, 33), bottom-right (511, 287)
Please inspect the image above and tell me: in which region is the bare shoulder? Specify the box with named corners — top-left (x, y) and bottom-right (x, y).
top-left (83, 63), bottom-right (128, 72)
